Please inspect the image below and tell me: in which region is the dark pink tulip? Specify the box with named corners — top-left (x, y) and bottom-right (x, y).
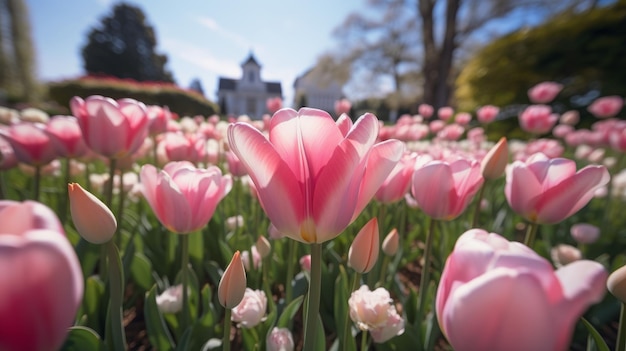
top-left (140, 161), bottom-right (232, 233)
top-left (505, 153), bottom-right (609, 224)
top-left (45, 116), bottom-right (88, 158)
top-left (0, 122), bottom-right (59, 166)
top-left (527, 81), bottom-right (563, 103)
top-left (0, 200), bottom-right (83, 351)
top-left (411, 157), bottom-right (484, 220)
top-left (437, 229), bottom-right (607, 351)
top-left (588, 95), bottom-right (624, 118)
top-left (70, 95), bottom-right (149, 159)
top-left (519, 105), bottom-right (558, 135)
top-left (375, 153), bottom-right (416, 204)
top-left (227, 108), bottom-right (404, 243)
top-left (476, 105), bottom-right (499, 124)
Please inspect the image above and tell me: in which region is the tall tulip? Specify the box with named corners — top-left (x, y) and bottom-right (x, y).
top-left (0, 200), bottom-right (83, 351)
top-left (227, 108), bottom-right (403, 351)
top-left (437, 229), bottom-right (607, 351)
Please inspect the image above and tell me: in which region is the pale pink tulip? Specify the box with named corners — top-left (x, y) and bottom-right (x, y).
top-left (348, 218), bottom-right (379, 274)
top-left (437, 229), bottom-right (606, 351)
top-left (158, 132), bottom-right (205, 164)
top-left (147, 105), bottom-right (172, 136)
top-left (374, 153), bottom-right (416, 204)
top-left (0, 122), bottom-right (59, 166)
top-left (505, 153), bottom-right (609, 224)
top-left (334, 98), bottom-right (352, 117)
top-left (559, 110), bottom-right (579, 126)
top-left (156, 284), bottom-right (184, 314)
top-left (528, 81), bottom-right (563, 103)
top-left (551, 244), bottom-right (582, 268)
top-left (231, 288), bottom-right (267, 328)
top-left (382, 228), bottom-right (399, 256)
top-left (438, 106), bottom-right (454, 121)
top-left (227, 108), bottom-right (403, 243)
top-left (255, 235), bottom-right (271, 259)
top-left (140, 161), bottom-right (232, 233)
top-left (608, 265), bottom-right (626, 303)
top-left (300, 254), bottom-right (311, 272)
top-left (411, 157), bottom-right (484, 220)
top-left (225, 150), bottom-right (247, 177)
top-left (68, 183), bottom-right (117, 244)
top-left (588, 95), bottom-right (624, 118)
top-left (218, 251), bottom-right (247, 309)
top-left (241, 246), bottom-right (262, 271)
top-left (70, 95), bottom-right (150, 159)
top-left (519, 105), bottom-right (558, 135)
top-left (552, 124), bottom-right (574, 139)
top-left (429, 120), bottom-right (445, 133)
top-left (0, 200), bottom-right (83, 351)
top-left (476, 105), bottom-right (499, 124)
top-left (418, 103), bottom-right (434, 119)
top-left (348, 285), bottom-right (405, 343)
top-left (570, 223), bottom-right (600, 244)
top-left (45, 116), bottom-right (88, 158)
top-left (481, 137), bottom-right (508, 180)
top-left (454, 112), bottom-right (472, 125)
top-left (437, 123), bottom-right (465, 141)
top-left (267, 327), bottom-right (295, 351)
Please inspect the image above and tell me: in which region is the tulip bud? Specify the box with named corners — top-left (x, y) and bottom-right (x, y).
top-left (608, 265), bottom-right (626, 303)
top-left (348, 218), bottom-right (379, 274)
top-left (68, 182), bottom-right (117, 244)
top-left (550, 244), bottom-right (582, 268)
top-left (570, 223), bottom-right (600, 244)
top-left (382, 228), bottom-right (399, 256)
top-left (218, 251), bottom-right (247, 309)
top-left (267, 327), bottom-right (295, 351)
top-left (481, 137), bottom-right (508, 180)
top-left (300, 254), bottom-right (311, 272)
top-left (156, 285), bottom-right (184, 314)
top-left (255, 235), bottom-right (271, 259)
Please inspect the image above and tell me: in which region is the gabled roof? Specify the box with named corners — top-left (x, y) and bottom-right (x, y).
top-left (218, 78), bottom-right (236, 91)
top-left (241, 52), bottom-right (261, 67)
top-left (266, 82), bottom-right (282, 95)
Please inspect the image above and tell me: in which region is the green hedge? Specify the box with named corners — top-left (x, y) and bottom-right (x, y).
top-left (47, 76), bottom-right (219, 117)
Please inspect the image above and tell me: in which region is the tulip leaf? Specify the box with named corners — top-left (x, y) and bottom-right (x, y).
top-left (144, 285), bottom-right (176, 350)
top-left (277, 295), bottom-right (304, 329)
top-left (74, 238), bottom-right (100, 279)
top-left (581, 317), bottom-right (610, 351)
top-left (83, 276), bottom-right (105, 334)
top-left (241, 327), bottom-right (260, 351)
top-left (315, 314), bottom-right (326, 351)
top-left (334, 265), bottom-right (356, 351)
top-left (175, 327), bottom-right (193, 351)
top-left (188, 230), bottom-right (204, 270)
top-left (60, 326), bottom-right (105, 351)
top-left (130, 252), bottom-right (153, 291)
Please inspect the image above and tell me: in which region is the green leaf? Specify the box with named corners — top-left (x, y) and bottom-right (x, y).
top-left (277, 295), bottom-right (304, 329)
top-left (82, 276), bottom-right (105, 333)
top-left (315, 314), bottom-right (326, 351)
top-left (60, 326), bottom-right (105, 351)
top-left (581, 317), bottom-right (610, 351)
top-left (334, 266), bottom-right (356, 351)
top-left (176, 327), bottom-right (193, 351)
top-left (130, 252), bottom-right (153, 291)
top-left (144, 285), bottom-right (176, 350)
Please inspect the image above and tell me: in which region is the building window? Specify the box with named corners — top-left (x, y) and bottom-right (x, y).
top-left (246, 97), bottom-right (257, 116)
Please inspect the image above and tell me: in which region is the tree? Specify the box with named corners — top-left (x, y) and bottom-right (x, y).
top-left (455, 0), bottom-right (626, 113)
top-left (330, 0), bottom-right (600, 109)
top-left (188, 78), bottom-right (205, 97)
top-left (82, 3), bottom-right (174, 83)
top-left (0, 0), bottom-right (38, 102)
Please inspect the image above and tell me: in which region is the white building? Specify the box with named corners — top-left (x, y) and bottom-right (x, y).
top-left (216, 53), bottom-right (282, 119)
top-left (293, 67), bottom-right (345, 115)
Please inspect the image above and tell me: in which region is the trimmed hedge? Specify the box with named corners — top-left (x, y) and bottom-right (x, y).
top-left (47, 76), bottom-right (219, 117)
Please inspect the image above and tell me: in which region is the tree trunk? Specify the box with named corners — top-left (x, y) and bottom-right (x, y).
top-left (7, 0), bottom-right (38, 102)
top-left (419, 0), bottom-right (438, 107)
top-left (435, 0), bottom-right (460, 108)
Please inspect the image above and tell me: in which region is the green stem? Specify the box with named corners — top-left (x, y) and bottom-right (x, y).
top-left (106, 240), bottom-right (126, 350)
top-left (303, 243), bottom-right (322, 351)
top-left (617, 302), bottom-right (626, 351)
top-left (0, 170), bottom-right (6, 199)
top-left (417, 217), bottom-right (436, 322)
top-left (523, 222), bottom-right (539, 248)
top-left (115, 172), bottom-right (126, 248)
top-left (471, 180), bottom-right (487, 228)
top-left (181, 233), bottom-right (190, 332)
top-left (378, 255), bottom-right (390, 288)
top-left (360, 330), bottom-right (368, 351)
top-left (33, 165), bottom-right (41, 201)
top-left (285, 239), bottom-right (297, 304)
top-left (59, 158), bottom-right (71, 223)
top-left (222, 308), bottom-right (232, 351)
top-left (105, 158), bottom-right (117, 208)
top-left (342, 272), bottom-right (361, 351)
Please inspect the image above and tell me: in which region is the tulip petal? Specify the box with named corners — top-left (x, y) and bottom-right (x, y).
top-left (228, 122), bottom-right (304, 240)
top-left (412, 161), bottom-right (456, 219)
top-left (442, 268), bottom-right (555, 351)
top-left (505, 161), bottom-right (543, 220)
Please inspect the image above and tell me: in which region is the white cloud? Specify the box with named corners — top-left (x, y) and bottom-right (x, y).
top-left (161, 37), bottom-right (241, 78)
top-left (195, 16), bottom-right (255, 51)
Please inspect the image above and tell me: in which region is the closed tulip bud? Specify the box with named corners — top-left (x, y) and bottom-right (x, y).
top-left (481, 137), bottom-right (508, 180)
top-left (382, 228), bottom-right (399, 256)
top-left (348, 218), bottom-right (379, 274)
top-left (218, 251), bottom-right (247, 309)
top-left (255, 235), bottom-right (271, 259)
top-left (570, 223), bottom-right (600, 244)
top-left (608, 265), bottom-right (626, 303)
top-left (68, 183), bottom-right (117, 244)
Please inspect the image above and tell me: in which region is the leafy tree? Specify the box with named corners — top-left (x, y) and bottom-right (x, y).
top-left (455, 0), bottom-right (626, 113)
top-left (82, 3), bottom-right (174, 83)
top-left (0, 0), bottom-right (38, 102)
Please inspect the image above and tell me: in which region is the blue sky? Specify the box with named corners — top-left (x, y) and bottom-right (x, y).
top-left (26, 0), bottom-right (363, 106)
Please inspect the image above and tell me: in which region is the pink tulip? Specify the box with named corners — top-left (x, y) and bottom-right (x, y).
top-left (480, 137), bottom-right (508, 181)
top-left (68, 183), bottom-right (117, 244)
top-left (158, 132), bottom-right (205, 164)
top-left (267, 327), bottom-right (295, 351)
top-left (528, 81), bottom-right (563, 103)
top-left (552, 124), bottom-right (574, 139)
top-left (382, 228), bottom-right (399, 256)
top-left (70, 95), bottom-right (150, 159)
top-left (418, 103), bottom-right (434, 119)
top-left (454, 112), bottom-right (472, 125)
top-left (266, 97), bottom-right (283, 115)
top-left (0, 122), bottom-right (59, 166)
top-left (348, 285), bottom-right (405, 343)
top-left (0, 132), bottom-right (17, 170)
top-left (519, 105), bottom-right (558, 135)
top-left (231, 288), bottom-right (267, 328)
top-left (437, 123), bottom-right (465, 141)
top-left (429, 119), bottom-right (445, 134)
top-left (374, 153), bottom-right (416, 204)
top-left (225, 150), bottom-right (247, 177)
top-left (437, 229), bottom-right (607, 351)
top-left (348, 218), bottom-right (379, 274)
top-left (45, 116), bottom-right (88, 158)
top-left (588, 95), bottom-right (624, 118)
top-left (411, 157), bottom-right (484, 220)
top-left (147, 105), bottom-right (172, 136)
top-left (140, 161), bottom-right (232, 233)
top-left (559, 110), bottom-right (580, 126)
top-left (334, 98), bottom-right (352, 117)
top-left (218, 251), bottom-right (247, 309)
top-left (300, 254), bottom-right (312, 272)
top-left (438, 106), bottom-right (454, 121)
top-left (476, 105), bottom-right (499, 124)
top-left (0, 200), bottom-right (83, 351)
top-left (570, 223), bottom-right (600, 244)
top-left (227, 108), bottom-right (403, 243)
top-left (505, 153), bottom-right (610, 224)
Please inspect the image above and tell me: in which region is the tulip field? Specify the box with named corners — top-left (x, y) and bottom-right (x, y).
top-left (2, 82), bottom-right (626, 351)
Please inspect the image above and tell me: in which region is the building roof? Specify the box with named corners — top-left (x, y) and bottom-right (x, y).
top-left (218, 78), bottom-right (236, 91)
top-left (266, 82), bottom-right (282, 95)
top-left (241, 52), bottom-right (261, 67)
